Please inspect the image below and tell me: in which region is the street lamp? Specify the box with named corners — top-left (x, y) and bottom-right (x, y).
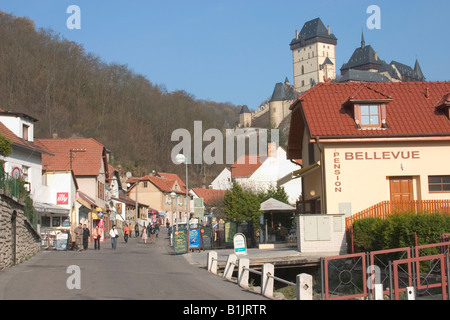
top-left (175, 154), bottom-right (189, 229)
top-left (170, 191), bottom-right (177, 229)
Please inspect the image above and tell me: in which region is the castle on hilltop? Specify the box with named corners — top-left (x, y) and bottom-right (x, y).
top-left (239, 17), bottom-right (426, 129)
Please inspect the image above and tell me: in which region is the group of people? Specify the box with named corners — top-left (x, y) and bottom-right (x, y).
top-left (140, 223), bottom-right (160, 244)
top-left (72, 222), bottom-right (166, 251)
top-left (73, 223), bottom-right (102, 250)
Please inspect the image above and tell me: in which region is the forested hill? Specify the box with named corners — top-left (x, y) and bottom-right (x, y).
top-left (0, 11), bottom-right (240, 186)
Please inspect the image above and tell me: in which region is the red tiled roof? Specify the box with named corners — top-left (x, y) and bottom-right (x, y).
top-left (0, 122), bottom-right (49, 155)
top-left (37, 138), bottom-right (107, 176)
top-left (293, 81), bottom-right (450, 138)
top-left (191, 188), bottom-right (226, 206)
top-left (127, 173), bottom-right (186, 195)
top-left (230, 154), bottom-right (263, 178)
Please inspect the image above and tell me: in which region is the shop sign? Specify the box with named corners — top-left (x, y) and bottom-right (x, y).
top-left (57, 192), bottom-right (69, 204)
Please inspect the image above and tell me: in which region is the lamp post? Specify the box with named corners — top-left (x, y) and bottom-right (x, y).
top-left (170, 191), bottom-right (177, 230)
top-left (175, 154), bottom-right (189, 229)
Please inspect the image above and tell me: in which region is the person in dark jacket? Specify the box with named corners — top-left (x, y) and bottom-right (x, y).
top-left (82, 224), bottom-right (90, 250)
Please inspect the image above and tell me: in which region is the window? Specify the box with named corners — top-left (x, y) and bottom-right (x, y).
top-left (428, 176), bottom-right (450, 192)
top-left (360, 105), bottom-right (380, 126)
top-left (22, 124), bottom-right (29, 141)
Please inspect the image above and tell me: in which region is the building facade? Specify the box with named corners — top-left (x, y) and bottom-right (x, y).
top-left (286, 81), bottom-right (450, 218)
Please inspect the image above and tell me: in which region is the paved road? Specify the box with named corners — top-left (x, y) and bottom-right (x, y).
top-left (0, 229), bottom-right (267, 301)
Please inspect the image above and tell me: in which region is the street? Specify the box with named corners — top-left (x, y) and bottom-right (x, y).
top-left (0, 229), bottom-right (267, 301)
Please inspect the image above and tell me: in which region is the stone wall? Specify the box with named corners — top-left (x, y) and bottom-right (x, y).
top-left (0, 191), bottom-right (40, 271)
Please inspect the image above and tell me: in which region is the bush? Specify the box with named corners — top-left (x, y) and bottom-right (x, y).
top-left (352, 211), bottom-right (450, 252)
top-left (352, 217), bottom-right (386, 252)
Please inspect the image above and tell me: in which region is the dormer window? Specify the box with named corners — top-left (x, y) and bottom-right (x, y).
top-left (360, 105), bottom-right (380, 126)
top-left (343, 84), bottom-right (392, 130)
top-left (354, 104), bottom-right (387, 129)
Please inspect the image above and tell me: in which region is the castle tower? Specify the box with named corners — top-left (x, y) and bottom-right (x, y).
top-left (290, 18), bottom-right (337, 92)
top-left (239, 105), bottom-right (252, 128)
top-left (269, 78), bottom-right (298, 128)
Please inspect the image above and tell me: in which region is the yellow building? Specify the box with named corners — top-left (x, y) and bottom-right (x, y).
top-left (286, 81), bottom-right (450, 219)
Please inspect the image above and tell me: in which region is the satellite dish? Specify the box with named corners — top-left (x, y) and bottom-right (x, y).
top-left (126, 171), bottom-right (132, 178)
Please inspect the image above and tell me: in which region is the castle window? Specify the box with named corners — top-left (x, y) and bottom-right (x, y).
top-left (301, 66), bottom-right (304, 75)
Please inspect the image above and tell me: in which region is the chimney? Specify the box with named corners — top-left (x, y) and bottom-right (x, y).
top-left (295, 30), bottom-right (299, 40)
top-left (374, 52), bottom-right (378, 61)
top-left (52, 133), bottom-right (58, 139)
top-left (327, 25), bottom-right (330, 35)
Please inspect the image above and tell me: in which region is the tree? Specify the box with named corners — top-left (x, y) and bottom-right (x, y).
top-left (223, 182), bottom-right (260, 225)
top-left (0, 135), bottom-right (12, 157)
top-left (223, 183), bottom-right (291, 228)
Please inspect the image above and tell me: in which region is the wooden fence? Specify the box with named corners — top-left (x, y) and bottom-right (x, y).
top-left (345, 200), bottom-right (450, 231)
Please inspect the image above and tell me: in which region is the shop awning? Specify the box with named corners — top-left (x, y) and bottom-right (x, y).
top-left (34, 202), bottom-right (70, 215)
top-left (277, 161), bottom-right (320, 186)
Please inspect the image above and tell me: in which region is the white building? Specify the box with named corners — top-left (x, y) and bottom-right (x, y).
top-left (229, 145), bottom-right (302, 205)
top-left (209, 167), bottom-right (232, 190)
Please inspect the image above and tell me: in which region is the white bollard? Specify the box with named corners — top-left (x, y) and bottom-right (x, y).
top-left (238, 258), bottom-right (250, 288)
top-left (207, 251), bottom-right (218, 275)
top-left (261, 263), bottom-right (274, 299)
top-left (223, 254), bottom-right (237, 280)
top-left (406, 286), bottom-right (415, 300)
top-left (296, 273), bottom-right (313, 300)
top-left (374, 283), bottom-right (384, 300)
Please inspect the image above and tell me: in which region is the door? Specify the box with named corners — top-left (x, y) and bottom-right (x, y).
top-left (389, 177), bottom-right (413, 211)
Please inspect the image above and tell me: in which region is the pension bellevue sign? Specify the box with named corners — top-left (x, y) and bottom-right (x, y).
top-left (333, 150), bottom-right (421, 193)
top-left (344, 150), bottom-right (420, 161)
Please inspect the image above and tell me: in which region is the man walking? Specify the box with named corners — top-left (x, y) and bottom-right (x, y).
top-left (74, 223), bottom-right (83, 251)
top-left (150, 223), bottom-right (156, 244)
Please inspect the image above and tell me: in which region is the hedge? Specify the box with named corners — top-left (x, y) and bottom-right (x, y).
top-left (352, 211), bottom-right (450, 253)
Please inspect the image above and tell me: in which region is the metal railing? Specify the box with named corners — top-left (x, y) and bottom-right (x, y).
top-left (207, 252), bottom-right (313, 300)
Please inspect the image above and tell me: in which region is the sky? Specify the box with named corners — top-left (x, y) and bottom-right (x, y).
top-left (1, 0), bottom-right (449, 110)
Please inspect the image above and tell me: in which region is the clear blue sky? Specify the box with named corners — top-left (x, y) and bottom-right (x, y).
top-left (1, 0), bottom-right (449, 110)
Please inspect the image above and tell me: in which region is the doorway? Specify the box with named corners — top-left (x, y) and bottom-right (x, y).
top-left (389, 176), bottom-right (414, 211)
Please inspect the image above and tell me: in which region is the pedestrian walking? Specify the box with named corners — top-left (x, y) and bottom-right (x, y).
top-left (150, 223), bottom-right (156, 244)
top-left (73, 223), bottom-right (83, 251)
top-left (109, 225), bottom-right (119, 249)
top-left (141, 223), bottom-right (148, 244)
top-left (155, 223), bottom-right (160, 238)
top-left (93, 225), bottom-right (101, 250)
top-left (135, 223), bottom-right (139, 237)
top-left (82, 224), bottom-right (90, 250)
top-left (168, 224), bottom-right (173, 246)
top-left (123, 224), bottom-right (129, 243)
top-left (146, 223), bottom-right (151, 239)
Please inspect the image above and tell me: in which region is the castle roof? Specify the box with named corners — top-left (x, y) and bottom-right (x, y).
top-left (270, 79), bottom-right (299, 102)
top-left (337, 69), bottom-right (391, 83)
top-left (290, 17), bottom-right (337, 48)
top-left (239, 105), bottom-right (250, 114)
